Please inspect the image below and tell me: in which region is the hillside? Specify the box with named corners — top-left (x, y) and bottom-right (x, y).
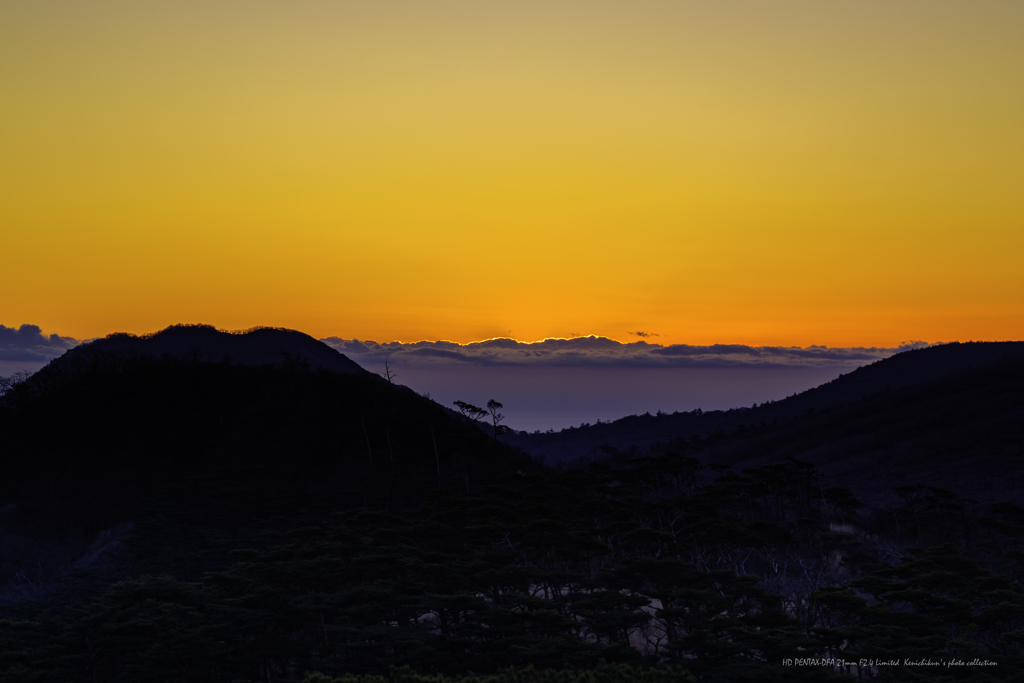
top-left (504, 341), bottom-right (1024, 463)
top-left (64, 323), bottom-right (370, 374)
top-left (674, 351), bottom-right (1024, 507)
top-left (0, 345), bottom-right (535, 606)
top-left (2, 333), bottom-right (1024, 681)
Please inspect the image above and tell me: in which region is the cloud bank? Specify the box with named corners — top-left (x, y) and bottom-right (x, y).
top-left (0, 324), bottom-right (79, 363)
top-left (321, 336), bottom-right (930, 370)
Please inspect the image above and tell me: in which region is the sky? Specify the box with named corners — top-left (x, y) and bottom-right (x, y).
top-left (3, 1), bottom-right (1023, 348)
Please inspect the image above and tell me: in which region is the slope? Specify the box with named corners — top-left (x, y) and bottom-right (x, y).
top-left (677, 352), bottom-right (1024, 507)
top-left (0, 347), bottom-right (534, 605)
top-left (504, 341), bottom-right (1024, 463)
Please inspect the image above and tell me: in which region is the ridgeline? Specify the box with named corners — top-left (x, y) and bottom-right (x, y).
top-left (1, 329), bottom-right (1023, 682)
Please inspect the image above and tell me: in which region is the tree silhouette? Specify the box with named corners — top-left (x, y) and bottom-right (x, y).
top-left (453, 400), bottom-right (487, 424)
top-left (486, 399), bottom-right (505, 438)
top-left (382, 360), bottom-right (397, 384)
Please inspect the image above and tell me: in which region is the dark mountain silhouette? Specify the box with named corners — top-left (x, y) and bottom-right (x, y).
top-left (3, 332), bottom-right (1024, 682)
top-left (653, 351), bottom-right (1024, 507)
top-left (65, 323), bottom-right (368, 374)
top-left (0, 347), bottom-right (535, 606)
top-left (504, 341), bottom-right (1024, 463)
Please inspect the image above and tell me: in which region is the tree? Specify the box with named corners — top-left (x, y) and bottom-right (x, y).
top-left (0, 371), bottom-right (30, 399)
top-left (382, 360), bottom-right (397, 384)
top-left (454, 400), bottom-right (487, 425)
top-left (486, 399), bottom-right (506, 439)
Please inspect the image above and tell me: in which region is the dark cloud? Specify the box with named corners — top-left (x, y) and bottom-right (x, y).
top-left (629, 331), bottom-right (659, 338)
top-left (404, 347), bottom-right (470, 361)
top-left (0, 324), bottom-right (79, 362)
top-left (321, 335), bottom-right (930, 370)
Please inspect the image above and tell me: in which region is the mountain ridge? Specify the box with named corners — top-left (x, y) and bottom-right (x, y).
top-left (677, 351), bottom-right (1024, 506)
top-left (56, 323), bottom-right (369, 375)
top-left (3, 330), bottom-right (1024, 680)
top-left (504, 341), bottom-right (1024, 463)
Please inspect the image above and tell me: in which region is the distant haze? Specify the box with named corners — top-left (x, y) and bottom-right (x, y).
top-left (376, 364), bottom-right (869, 433)
top-left (322, 336), bottom-right (923, 431)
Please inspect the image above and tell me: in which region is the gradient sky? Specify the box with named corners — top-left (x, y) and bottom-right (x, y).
top-left (3, 1), bottom-right (1022, 346)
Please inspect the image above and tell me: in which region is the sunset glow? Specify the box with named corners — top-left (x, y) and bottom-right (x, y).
top-left (3, 1), bottom-right (1022, 345)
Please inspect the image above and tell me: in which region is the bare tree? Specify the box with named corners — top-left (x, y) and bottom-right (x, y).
top-left (0, 371), bottom-right (30, 400)
top-left (382, 360), bottom-right (397, 384)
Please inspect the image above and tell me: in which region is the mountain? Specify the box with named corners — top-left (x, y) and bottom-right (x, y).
top-left (3, 332), bottom-right (1024, 681)
top-left (64, 323), bottom-right (369, 374)
top-left (504, 341), bottom-right (1024, 463)
top-left (0, 337), bottom-right (534, 606)
top-left (663, 351), bottom-right (1024, 507)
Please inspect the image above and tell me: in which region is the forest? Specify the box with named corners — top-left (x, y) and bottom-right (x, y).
top-left (1, 331), bottom-right (1023, 682)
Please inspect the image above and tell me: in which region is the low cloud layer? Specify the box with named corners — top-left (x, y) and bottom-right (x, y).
top-left (0, 324), bottom-right (79, 362)
top-left (321, 336), bottom-right (930, 370)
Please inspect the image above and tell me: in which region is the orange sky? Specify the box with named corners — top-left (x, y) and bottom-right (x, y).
top-left (3, 1), bottom-right (1022, 346)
